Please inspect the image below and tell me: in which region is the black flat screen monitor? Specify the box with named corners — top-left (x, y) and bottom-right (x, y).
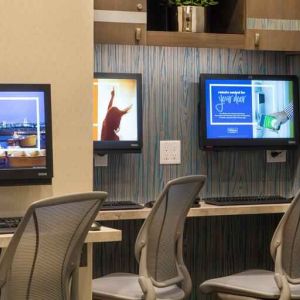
top-left (93, 73), bottom-right (143, 153)
top-left (0, 84), bottom-right (53, 185)
top-left (199, 74), bottom-right (299, 150)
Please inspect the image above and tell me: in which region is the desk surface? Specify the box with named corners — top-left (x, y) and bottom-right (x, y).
top-left (0, 226), bottom-right (122, 248)
top-left (96, 202), bottom-right (290, 221)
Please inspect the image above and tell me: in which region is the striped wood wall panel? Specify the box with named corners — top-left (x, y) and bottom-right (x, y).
top-left (93, 45), bottom-right (300, 299)
top-left (94, 45), bottom-right (299, 201)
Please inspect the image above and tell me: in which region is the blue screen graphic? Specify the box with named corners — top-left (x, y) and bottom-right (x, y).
top-left (0, 90), bottom-right (48, 170)
top-left (204, 79), bottom-right (295, 140)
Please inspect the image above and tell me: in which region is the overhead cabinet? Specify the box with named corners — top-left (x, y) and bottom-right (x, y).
top-left (245, 0), bottom-right (300, 51)
top-left (94, 0), bottom-right (300, 52)
top-left (94, 0), bottom-right (147, 45)
top-left (146, 0), bottom-right (246, 49)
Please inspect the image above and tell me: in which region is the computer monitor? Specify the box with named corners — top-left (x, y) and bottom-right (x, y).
top-left (93, 73), bottom-right (143, 153)
top-left (0, 84), bottom-right (53, 185)
top-left (199, 74), bottom-right (299, 150)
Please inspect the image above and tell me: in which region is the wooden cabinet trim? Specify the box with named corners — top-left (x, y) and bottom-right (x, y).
top-left (246, 29), bottom-right (300, 51)
top-left (246, 0), bottom-right (300, 20)
top-left (94, 0), bottom-right (146, 12)
top-left (146, 31), bottom-right (245, 49)
top-left (94, 22), bottom-right (147, 45)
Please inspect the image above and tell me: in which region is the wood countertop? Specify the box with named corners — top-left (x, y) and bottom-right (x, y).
top-left (96, 202), bottom-right (289, 221)
top-left (0, 226), bottom-right (122, 248)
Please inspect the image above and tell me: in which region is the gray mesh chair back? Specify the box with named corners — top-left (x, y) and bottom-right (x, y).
top-left (271, 189), bottom-right (300, 284)
top-left (0, 192), bottom-right (107, 300)
top-left (135, 175), bottom-right (206, 295)
top-left (200, 191), bottom-right (300, 300)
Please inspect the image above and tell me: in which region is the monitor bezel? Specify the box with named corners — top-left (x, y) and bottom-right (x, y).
top-left (199, 74), bottom-right (300, 150)
top-left (93, 72), bottom-right (143, 154)
top-left (0, 84), bottom-right (53, 184)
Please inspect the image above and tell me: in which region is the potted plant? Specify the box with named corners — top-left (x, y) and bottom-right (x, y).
top-left (166, 0), bottom-right (218, 32)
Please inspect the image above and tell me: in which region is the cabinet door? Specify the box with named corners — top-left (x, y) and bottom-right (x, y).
top-left (94, 0), bottom-right (147, 45)
top-left (246, 0), bottom-right (300, 51)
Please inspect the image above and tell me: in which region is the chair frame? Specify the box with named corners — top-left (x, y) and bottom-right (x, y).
top-left (269, 190), bottom-right (300, 300)
top-left (0, 192), bottom-right (107, 300)
top-left (135, 175), bottom-right (206, 300)
top-left (202, 190), bottom-right (300, 300)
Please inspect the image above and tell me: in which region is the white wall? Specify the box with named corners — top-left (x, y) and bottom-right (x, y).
top-left (0, 0), bottom-right (93, 216)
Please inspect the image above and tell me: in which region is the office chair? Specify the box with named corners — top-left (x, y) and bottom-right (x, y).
top-left (0, 191), bottom-right (107, 300)
top-left (200, 189), bottom-right (300, 300)
top-left (93, 175), bottom-right (206, 300)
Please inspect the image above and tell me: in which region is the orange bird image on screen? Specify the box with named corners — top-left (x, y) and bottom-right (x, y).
top-left (101, 88), bottom-right (132, 141)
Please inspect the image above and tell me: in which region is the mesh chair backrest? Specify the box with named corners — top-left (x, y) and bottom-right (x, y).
top-left (135, 175), bottom-right (206, 286)
top-left (0, 192), bottom-right (106, 300)
top-left (280, 190), bottom-right (300, 280)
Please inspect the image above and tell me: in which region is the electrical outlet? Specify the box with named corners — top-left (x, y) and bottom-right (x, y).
top-left (266, 150), bottom-right (287, 163)
top-left (94, 154), bottom-right (108, 167)
top-left (160, 140), bottom-right (181, 165)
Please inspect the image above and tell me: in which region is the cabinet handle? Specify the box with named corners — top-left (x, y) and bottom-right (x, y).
top-left (137, 3), bottom-right (143, 11)
top-left (254, 33), bottom-right (260, 48)
top-left (135, 28), bottom-right (142, 42)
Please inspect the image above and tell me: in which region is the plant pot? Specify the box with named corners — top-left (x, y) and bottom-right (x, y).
top-left (177, 6), bottom-right (205, 33)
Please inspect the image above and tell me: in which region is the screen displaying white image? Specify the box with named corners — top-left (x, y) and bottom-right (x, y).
top-left (93, 78), bottom-right (138, 142)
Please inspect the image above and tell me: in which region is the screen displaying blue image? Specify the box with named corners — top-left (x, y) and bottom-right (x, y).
top-left (0, 91), bottom-right (47, 170)
top-left (204, 79), bottom-right (295, 140)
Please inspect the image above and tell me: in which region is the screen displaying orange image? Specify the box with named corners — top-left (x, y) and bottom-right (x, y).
top-left (93, 78), bottom-right (138, 142)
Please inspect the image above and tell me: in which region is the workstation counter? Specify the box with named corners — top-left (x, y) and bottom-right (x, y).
top-left (96, 202), bottom-right (290, 221)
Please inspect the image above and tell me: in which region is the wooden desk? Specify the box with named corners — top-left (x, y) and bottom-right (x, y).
top-left (96, 202), bottom-right (290, 221)
top-left (0, 226), bottom-right (122, 300)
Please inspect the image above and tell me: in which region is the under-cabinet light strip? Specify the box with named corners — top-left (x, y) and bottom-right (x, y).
top-left (94, 10), bottom-right (147, 24)
top-left (247, 18), bottom-right (300, 31)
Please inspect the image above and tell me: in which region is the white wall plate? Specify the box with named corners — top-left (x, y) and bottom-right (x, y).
top-left (266, 150), bottom-right (287, 163)
top-left (160, 140), bottom-right (181, 165)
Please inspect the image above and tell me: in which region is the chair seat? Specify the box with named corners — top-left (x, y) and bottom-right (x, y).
top-left (93, 273), bottom-right (185, 300)
top-left (200, 269), bottom-right (300, 299)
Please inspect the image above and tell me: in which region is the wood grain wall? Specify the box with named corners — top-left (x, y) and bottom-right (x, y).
top-left (93, 45), bottom-right (300, 299)
top-left (94, 45), bottom-right (299, 201)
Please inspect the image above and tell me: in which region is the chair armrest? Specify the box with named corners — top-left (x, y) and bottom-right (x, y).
top-left (274, 273), bottom-right (291, 300)
top-left (0, 251), bottom-right (11, 289)
top-left (70, 266), bottom-right (79, 300)
top-left (138, 276), bottom-right (156, 300)
top-left (176, 234), bottom-right (192, 297)
top-left (273, 245), bottom-right (291, 300)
